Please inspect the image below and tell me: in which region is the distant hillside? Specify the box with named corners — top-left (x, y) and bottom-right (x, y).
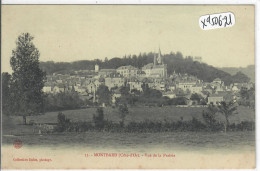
top-left (218, 65), bottom-right (255, 82)
top-left (40, 51), bottom-right (250, 85)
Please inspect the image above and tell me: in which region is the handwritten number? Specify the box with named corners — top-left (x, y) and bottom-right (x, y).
top-left (200, 13), bottom-right (234, 30)
top-left (201, 19), bottom-right (207, 29)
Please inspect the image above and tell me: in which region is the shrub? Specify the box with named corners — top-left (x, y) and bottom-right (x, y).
top-left (93, 107), bottom-right (105, 130)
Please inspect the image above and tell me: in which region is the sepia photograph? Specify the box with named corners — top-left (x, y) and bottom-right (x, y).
top-left (1, 4), bottom-right (256, 169)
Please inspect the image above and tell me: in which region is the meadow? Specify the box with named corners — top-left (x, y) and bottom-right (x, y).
top-left (2, 130), bottom-right (255, 152)
top-left (7, 105), bottom-right (255, 126)
top-left (2, 105), bottom-right (255, 150)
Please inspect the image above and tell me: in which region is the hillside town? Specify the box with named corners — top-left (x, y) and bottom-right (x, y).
top-left (43, 49), bottom-right (254, 106)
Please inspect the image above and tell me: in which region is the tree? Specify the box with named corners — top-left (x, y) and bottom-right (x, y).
top-left (2, 72), bottom-right (12, 115)
top-left (217, 101), bottom-right (238, 132)
top-left (9, 33), bottom-right (46, 124)
top-left (118, 104), bottom-right (129, 126)
top-left (231, 71), bottom-right (250, 83)
top-left (56, 112), bottom-right (71, 132)
top-left (239, 86), bottom-right (255, 109)
top-left (202, 104), bottom-right (220, 131)
top-left (190, 93), bottom-right (201, 104)
top-left (93, 107), bottom-right (105, 130)
top-left (96, 85), bottom-right (111, 105)
top-left (143, 87), bottom-right (162, 98)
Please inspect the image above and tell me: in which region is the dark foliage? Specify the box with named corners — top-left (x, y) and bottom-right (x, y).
top-left (6, 33), bottom-right (46, 124)
top-left (231, 71), bottom-right (251, 83)
top-left (55, 112), bottom-right (71, 132)
top-left (118, 104), bottom-right (129, 126)
top-left (2, 72), bottom-right (12, 115)
top-left (239, 86), bottom-right (255, 109)
top-left (202, 109), bottom-right (223, 132)
top-left (54, 114), bottom-right (254, 133)
top-left (96, 85), bottom-right (111, 105)
top-left (43, 92), bottom-right (84, 112)
top-left (93, 107), bottom-right (105, 130)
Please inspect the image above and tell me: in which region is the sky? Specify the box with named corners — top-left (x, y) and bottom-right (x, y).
top-left (2, 5), bottom-right (255, 73)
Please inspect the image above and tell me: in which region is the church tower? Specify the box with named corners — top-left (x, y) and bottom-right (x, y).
top-left (157, 47), bottom-right (163, 64)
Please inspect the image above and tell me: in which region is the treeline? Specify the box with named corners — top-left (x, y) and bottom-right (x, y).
top-left (39, 51), bottom-right (250, 85)
top-left (219, 65), bottom-right (255, 82)
top-left (54, 108), bottom-right (255, 133)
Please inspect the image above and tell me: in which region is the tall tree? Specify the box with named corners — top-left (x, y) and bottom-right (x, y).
top-left (10, 33), bottom-right (46, 124)
top-left (96, 85), bottom-right (111, 105)
top-left (118, 103), bottom-right (129, 126)
top-left (217, 101), bottom-right (238, 132)
top-left (2, 72), bottom-right (12, 115)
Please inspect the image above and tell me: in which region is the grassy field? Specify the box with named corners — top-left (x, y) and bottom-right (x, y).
top-left (5, 105), bottom-right (255, 126)
top-left (2, 106), bottom-right (255, 150)
top-left (2, 105), bottom-right (254, 135)
top-left (2, 131), bottom-right (255, 152)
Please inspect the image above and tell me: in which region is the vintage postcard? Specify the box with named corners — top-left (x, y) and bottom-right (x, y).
top-left (1, 4), bottom-right (256, 169)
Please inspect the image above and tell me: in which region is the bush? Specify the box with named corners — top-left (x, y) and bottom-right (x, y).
top-left (53, 111), bottom-right (255, 133)
top-left (55, 112), bottom-right (71, 132)
top-left (93, 107), bottom-right (105, 130)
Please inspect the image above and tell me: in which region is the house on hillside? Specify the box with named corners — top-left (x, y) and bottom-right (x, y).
top-left (98, 69), bottom-right (116, 77)
top-left (211, 78), bottom-right (225, 89)
top-left (204, 84), bottom-right (214, 94)
top-left (177, 81), bottom-right (196, 91)
top-left (53, 84), bottom-right (67, 93)
top-left (190, 84), bottom-right (203, 94)
top-left (208, 94), bottom-right (224, 105)
top-left (43, 82), bottom-right (52, 93)
top-left (105, 77), bottom-right (125, 90)
top-left (129, 80), bottom-right (143, 92)
top-left (117, 65), bottom-right (139, 77)
top-left (75, 86), bottom-right (86, 94)
top-left (167, 83), bottom-right (176, 92)
top-left (208, 92), bottom-right (236, 105)
top-left (162, 91), bottom-right (176, 99)
top-left (112, 89), bottom-right (122, 104)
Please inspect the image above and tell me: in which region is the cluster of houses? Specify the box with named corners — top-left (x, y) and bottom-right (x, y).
top-left (43, 49), bottom-right (254, 106)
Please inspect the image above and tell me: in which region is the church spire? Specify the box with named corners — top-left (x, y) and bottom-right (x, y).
top-left (157, 47), bottom-right (163, 64)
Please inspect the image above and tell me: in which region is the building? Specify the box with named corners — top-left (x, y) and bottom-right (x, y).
top-left (142, 48), bottom-right (167, 78)
top-left (162, 91), bottom-right (176, 99)
top-left (53, 85), bottom-right (66, 93)
top-left (212, 78), bottom-right (224, 87)
top-left (105, 77), bottom-right (125, 90)
top-left (98, 69), bottom-right (116, 77)
top-left (208, 94), bottom-right (224, 105)
top-left (190, 84), bottom-right (203, 94)
top-left (43, 83), bottom-right (52, 93)
top-left (86, 82), bottom-right (97, 94)
top-left (129, 80), bottom-right (143, 92)
top-left (208, 92), bottom-right (236, 105)
top-left (204, 84), bottom-right (214, 94)
top-left (193, 56), bottom-right (202, 63)
top-left (112, 89), bottom-right (122, 104)
top-left (74, 86), bottom-right (86, 93)
top-left (95, 64), bottom-right (99, 72)
top-left (177, 81), bottom-right (196, 91)
top-left (117, 65), bottom-right (139, 77)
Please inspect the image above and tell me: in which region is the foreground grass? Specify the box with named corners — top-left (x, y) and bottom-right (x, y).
top-left (2, 131), bottom-right (255, 152)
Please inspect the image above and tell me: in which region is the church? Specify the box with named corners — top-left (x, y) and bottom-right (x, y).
top-left (142, 48), bottom-right (167, 78)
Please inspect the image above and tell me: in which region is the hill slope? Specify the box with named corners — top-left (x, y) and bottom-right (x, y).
top-left (219, 65), bottom-right (255, 82)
